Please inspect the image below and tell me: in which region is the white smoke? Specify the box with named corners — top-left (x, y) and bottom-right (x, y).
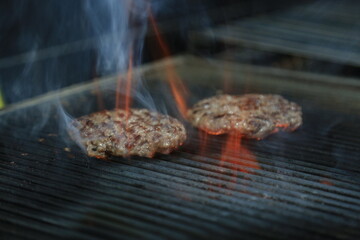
top-left (82, 0), bottom-right (149, 75)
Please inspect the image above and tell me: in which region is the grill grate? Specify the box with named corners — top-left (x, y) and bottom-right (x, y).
top-left (190, 0), bottom-right (360, 67)
top-left (1, 106), bottom-right (360, 239)
top-left (1, 56), bottom-right (360, 239)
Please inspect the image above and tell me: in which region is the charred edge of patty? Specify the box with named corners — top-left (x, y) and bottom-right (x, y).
top-left (68, 109), bottom-right (187, 158)
top-left (187, 94), bottom-right (302, 138)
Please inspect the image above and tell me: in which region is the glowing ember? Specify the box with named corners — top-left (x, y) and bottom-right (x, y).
top-left (320, 179), bottom-right (333, 186)
top-left (148, 9), bottom-right (189, 119)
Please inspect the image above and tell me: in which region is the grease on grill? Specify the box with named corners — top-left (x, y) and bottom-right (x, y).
top-left (69, 109), bottom-right (187, 158)
top-left (187, 94), bottom-right (302, 139)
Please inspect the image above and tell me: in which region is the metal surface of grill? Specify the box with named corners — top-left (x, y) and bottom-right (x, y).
top-left (1, 57), bottom-right (360, 239)
top-left (191, 0), bottom-right (360, 67)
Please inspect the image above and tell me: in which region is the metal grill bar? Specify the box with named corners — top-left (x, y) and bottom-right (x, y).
top-left (0, 157), bottom-right (348, 239)
top-left (1, 56), bottom-right (360, 239)
top-left (6, 128), bottom-right (360, 175)
top-left (188, 133), bottom-right (360, 175)
top-left (4, 128), bottom-right (360, 193)
top-left (1, 119), bottom-right (360, 239)
top-left (0, 122), bottom-right (359, 201)
top-left (2, 131), bottom-right (360, 199)
top-left (0, 156), bottom-right (290, 239)
top-left (190, 0), bottom-right (360, 66)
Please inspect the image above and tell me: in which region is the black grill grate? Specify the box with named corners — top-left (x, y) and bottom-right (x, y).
top-left (1, 99), bottom-right (360, 239)
top-left (190, 0), bottom-right (360, 67)
top-left (1, 54), bottom-right (360, 239)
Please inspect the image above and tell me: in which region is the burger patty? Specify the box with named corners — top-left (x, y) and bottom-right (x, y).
top-left (69, 109), bottom-right (186, 158)
top-left (187, 94), bottom-right (302, 139)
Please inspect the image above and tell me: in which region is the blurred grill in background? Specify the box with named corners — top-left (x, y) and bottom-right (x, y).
top-left (0, 0), bottom-right (300, 105)
top-left (190, 0), bottom-right (360, 77)
top-left (1, 0), bottom-right (360, 239)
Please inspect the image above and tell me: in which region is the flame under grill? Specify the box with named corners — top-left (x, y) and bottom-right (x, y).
top-left (1, 56), bottom-right (360, 239)
top-left (1, 119), bottom-right (360, 239)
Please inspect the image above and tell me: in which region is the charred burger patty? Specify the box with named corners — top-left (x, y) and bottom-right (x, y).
top-left (187, 94), bottom-right (302, 139)
top-left (69, 109), bottom-right (186, 158)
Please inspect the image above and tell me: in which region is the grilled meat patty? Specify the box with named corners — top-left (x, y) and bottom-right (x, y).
top-left (187, 94), bottom-right (302, 139)
top-left (69, 109), bottom-right (186, 158)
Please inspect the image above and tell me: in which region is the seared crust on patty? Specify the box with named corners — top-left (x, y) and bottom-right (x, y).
top-left (187, 94), bottom-right (302, 139)
top-left (69, 109), bottom-right (186, 158)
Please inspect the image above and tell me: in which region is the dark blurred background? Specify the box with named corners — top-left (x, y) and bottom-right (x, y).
top-left (0, 0), bottom-right (305, 106)
top-left (3, 0), bottom-right (360, 107)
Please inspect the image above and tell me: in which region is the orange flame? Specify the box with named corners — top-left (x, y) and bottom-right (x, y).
top-left (115, 75), bottom-right (124, 110)
top-left (125, 49), bottom-right (133, 117)
top-left (91, 58), bottom-right (104, 111)
top-left (115, 48), bottom-right (133, 117)
top-left (148, 9), bottom-right (189, 118)
top-left (198, 131), bottom-right (209, 156)
top-left (93, 77), bottom-right (105, 111)
top-left (220, 133), bottom-right (260, 176)
top-left (114, 48), bottom-right (134, 156)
